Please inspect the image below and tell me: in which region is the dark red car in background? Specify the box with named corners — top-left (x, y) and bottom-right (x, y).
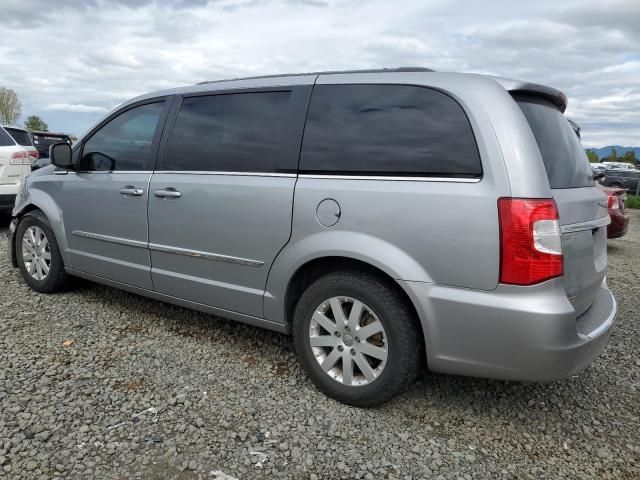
top-left (599, 185), bottom-right (630, 238)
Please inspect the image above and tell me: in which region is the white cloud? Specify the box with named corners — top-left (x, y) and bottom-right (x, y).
top-left (44, 103), bottom-right (111, 113)
top-left (0, 0), bottom-right (638, 146)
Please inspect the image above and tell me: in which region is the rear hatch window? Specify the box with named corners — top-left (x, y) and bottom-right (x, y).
top-left (4, 128), bottom-right (34, 147)
top-left (514, 95), bottom-right (594, 189)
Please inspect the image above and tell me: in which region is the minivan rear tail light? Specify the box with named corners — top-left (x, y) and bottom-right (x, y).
top-left (607, 195), bottom-right (619, 210)
top-left (498, 198), bottom-right (563, 285)
top-left (27, 150), bottom-right (39, 160)
top-left (9, 151), bottom-right (28, 165)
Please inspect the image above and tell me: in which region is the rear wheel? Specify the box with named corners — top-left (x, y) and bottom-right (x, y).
top-left (16, 211), bottom-right (69, 293)
top-left (293, 270), bottom-right (423, 407)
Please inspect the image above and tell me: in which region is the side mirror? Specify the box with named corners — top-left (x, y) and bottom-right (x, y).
top-left (50, 143), bottom-right (73, 169)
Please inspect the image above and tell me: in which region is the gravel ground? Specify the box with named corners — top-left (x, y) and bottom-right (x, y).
top-left (0, 211), bottom-right (639, 480)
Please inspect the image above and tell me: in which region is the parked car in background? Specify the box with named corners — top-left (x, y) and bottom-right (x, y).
top-left (601, 168), bottom-right (640, 192)
top-left (0, 126), bottom-right (33, 213)
top-left (7, 69), bottom-right (617, 406)
top-left (3, 126), bottom-right (39, 163)
top-left (29, 131), bottom-right (73, 171)
top-left (599, 185), bottom-right (630, 238)
top-left (601, 161), bottom-right (637, 170)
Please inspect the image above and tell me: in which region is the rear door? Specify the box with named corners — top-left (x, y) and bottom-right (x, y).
top-left (148, 87), bottom-right (310, 317)
top-left (516, 95), bottom-right (608, 315)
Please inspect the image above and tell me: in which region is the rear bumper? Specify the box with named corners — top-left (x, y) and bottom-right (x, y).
top-left (607, 210), bottom-right (630, 239)
top-left (402, 278), bottom-right (616, 381)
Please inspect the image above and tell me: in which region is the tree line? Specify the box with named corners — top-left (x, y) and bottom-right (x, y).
top-left (586, 147), bottom-right (638, 166)
top-left (0, 86), bottom-right (48, 131)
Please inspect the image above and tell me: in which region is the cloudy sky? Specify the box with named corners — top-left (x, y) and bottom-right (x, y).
top-left (0, 0), bottom-right (638, 147)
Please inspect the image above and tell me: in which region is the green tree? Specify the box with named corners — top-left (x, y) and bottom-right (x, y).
top-left (585, 149), bottom-right (599, 163)
top-left (24, 115), bottom-right (48, 132)
top-left (0, 86), bottom-right (21, 125)
top-left (621, 150), bottom-right (637, 166)
top-left (608, 147), bottom-right (618, 162)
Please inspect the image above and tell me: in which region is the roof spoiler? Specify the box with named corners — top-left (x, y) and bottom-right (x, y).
top-left (510, 83), bottom-right (568, 113)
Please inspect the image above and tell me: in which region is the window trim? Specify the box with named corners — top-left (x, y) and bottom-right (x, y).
top-left (156, 86), bottom-right (312, 174)
top-left (298, 83), bottom-right (483, 179)
top-left (77, 96), bottom-right (174, 173)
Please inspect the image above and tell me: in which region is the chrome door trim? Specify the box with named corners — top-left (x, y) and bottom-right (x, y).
top-left (153, 189), bottom-right (182, 198)
top-left (560, 215), bottom-right (611, 234)
top-left (76, 171), bottom-right (152, 174)
top-left (71, 230), bottom-right (148, 248)
top-left (298, 174), bottom-right (481, 182)
top-left (153, 170), bottom-right (296, 178)
top-left (148, 243), bottom-right (264, 267)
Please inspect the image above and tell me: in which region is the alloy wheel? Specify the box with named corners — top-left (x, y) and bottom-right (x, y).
top-left (309, 296), bottom-right (388, 387)
top-left (22, 226), bottom-right (51, 281)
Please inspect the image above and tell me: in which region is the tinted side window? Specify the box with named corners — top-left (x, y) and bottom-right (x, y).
top-left (0, 128), bottom-right (15, 147)
top-left (81, 102), bottom-right (164, 171)
top-left (300, 84), bottom-right (481, 176)
top-left (165, 92), bottom-right (291, 172)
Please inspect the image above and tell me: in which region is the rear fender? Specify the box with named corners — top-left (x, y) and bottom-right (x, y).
top-left (263, 230), bottom-right (432, 324)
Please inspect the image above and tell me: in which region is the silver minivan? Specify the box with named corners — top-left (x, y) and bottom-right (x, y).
top-left (7, 68), bottom-right (616, 406)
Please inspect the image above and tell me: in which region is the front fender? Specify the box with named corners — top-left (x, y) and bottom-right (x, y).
top-left (263, 230), bottom-right (433, 324)
top-left (13, 179), bottom-right (72, 269)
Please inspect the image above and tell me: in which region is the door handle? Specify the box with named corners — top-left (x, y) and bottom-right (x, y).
top-left (153, 188), bottom-right (182, 198)
top-left (120, 186), bottom-right (144, 196)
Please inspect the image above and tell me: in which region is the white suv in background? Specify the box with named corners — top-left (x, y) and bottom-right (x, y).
top-left (0, 126), bottom-right (37, 213)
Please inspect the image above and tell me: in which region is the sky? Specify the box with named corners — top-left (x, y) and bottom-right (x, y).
top-left (0, 0), bottom-right (638, 148)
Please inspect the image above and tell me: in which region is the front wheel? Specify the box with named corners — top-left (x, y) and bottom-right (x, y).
top-left (293, 271), bottom-right (423, 407)
top-left (16, 211), bottom-right (69, 293)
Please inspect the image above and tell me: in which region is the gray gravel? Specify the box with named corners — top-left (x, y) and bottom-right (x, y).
top-left (0, 211), bottom-right (639, 479)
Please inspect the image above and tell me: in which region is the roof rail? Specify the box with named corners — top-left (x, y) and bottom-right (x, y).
top-left (197, 67), bottom-right (434, 85)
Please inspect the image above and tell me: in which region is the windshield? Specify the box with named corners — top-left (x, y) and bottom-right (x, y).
top-left (515, 95), bottom-right (594, 189)
top-left (5, 128), bottom-right (34, 147)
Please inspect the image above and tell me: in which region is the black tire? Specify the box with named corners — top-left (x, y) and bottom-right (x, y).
top-left (293, 270), bottom-right (423, 407)
top-left (15, 210), bottom-right (69, 293)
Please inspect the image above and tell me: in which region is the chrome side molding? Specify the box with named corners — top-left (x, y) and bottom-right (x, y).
top-left (72, 230), bottom-right (264, 267)
top-left (148, 243), bottom-right (264, 267)
top-left (71, 230), bottom-right (147, 248)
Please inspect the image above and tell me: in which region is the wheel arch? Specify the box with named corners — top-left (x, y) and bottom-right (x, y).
top-left (270, 255), bottom-right (427, 357)
top-left (13, 194), bottom-right (71, 268)
top-left (9, 204), bottom-right (42, 267)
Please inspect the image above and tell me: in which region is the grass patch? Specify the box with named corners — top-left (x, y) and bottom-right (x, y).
top-left (625, 194), bottom-right (640, 209)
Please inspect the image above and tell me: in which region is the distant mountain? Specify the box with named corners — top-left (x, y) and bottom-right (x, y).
top-left (587, 146), bottom-right (640, 160)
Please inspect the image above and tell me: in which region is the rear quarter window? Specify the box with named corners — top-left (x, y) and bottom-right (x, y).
top-left (515, 95), bottom-right (594, 189)
top-left (300, 84), bottom-right (482, 177)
